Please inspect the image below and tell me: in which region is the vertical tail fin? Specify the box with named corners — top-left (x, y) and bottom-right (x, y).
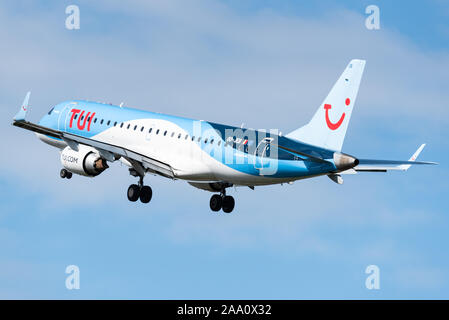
top-left (286, 59), bottom-right (366, 151)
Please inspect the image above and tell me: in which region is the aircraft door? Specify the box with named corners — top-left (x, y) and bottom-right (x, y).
top-left (58, 102), bottom-right (76, 132)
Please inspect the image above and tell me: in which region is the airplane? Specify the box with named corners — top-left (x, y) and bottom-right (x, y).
top-left (12, 59), bottom-right (436, 213)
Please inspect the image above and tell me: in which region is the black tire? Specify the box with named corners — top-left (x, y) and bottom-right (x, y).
top-left (222, 196), bottom-right (235, 213)
top-left (127, 184), bottom-right (140, 202)
top-left (140, 186), bottom-right (153, 204)
top-left (66, 171), bottom-right (73, 179)
top-left (209, 194), bottom-right (222, 212)
top-left (60, 169), bottom-right (67, 179)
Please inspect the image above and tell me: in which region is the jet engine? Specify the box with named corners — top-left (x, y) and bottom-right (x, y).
top-left (333, 152), bottom-right (359, 171)
top-left (60, 146), bottom-right (109, 177)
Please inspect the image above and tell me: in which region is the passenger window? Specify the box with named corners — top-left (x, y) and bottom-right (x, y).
top-left (171, 132), bottom-right (174, 137)
top-left (149, 128), bottom-right (152, 133)
top-left (192, 136), bottom-right (195, 141)
top-left (100, 119), bottom-right (104, 124)
top-left (127, 124), bottom-right (130, 129)
top-left (178, 133), bottom-right (181, 139)
top-left (198, 137), bottom-right (201, 142)
top-left (120, 123), bottom-right (124, 128)
top-left (114, 122), bottom-right (117, 126)
top-left (156, 129), bottom-right (160, 134)
top-left (74, 114), bottom-right (78, 120)
top-left (204, 138), bottom-right (208, 143)
top-left (164, 131), bottom-right (167, 136)
top-left (210, 139), bottom-right (214, 144)
top-left (185, 134), bottom-right (188, 140)
top-left (94, 118), bottom-right (97, 123)
top-left (81, 115), bottom-right (84, 121)
top-left (107, 120), bottom-right (111, 126)
top-left (48, 107), bottom-right (55, 115)
top-left (134, 125), bottom-right (137, 130)
top-left (141, 126), bottom-right (144, 132)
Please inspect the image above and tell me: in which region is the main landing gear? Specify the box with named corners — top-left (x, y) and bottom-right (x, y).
top-left (60, 169), bottom-right (72, 179)
top-left (127, 174), bottom-right (152, 204)
top-left (209, 189), bottom-right (235, 213)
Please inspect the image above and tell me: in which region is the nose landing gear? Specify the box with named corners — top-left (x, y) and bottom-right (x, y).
top-left (60, 169), bottom-right (72, 179)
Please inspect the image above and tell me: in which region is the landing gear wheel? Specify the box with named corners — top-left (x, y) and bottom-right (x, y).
top-left (127, 184), bottom-right (140, 202)
top-left (140, 186), bottom-right (153, 204)
top-left (66, 171), bottom-right (72, 179)
top-left (60, 169), bottom-right (68, 179)
top-left (210, 194), bottom-right (222, 212)
top-left (222, 196), bottom-right (235, 213)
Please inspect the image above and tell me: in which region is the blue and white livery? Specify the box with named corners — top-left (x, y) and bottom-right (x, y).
top-left (12, 59), bottom-right (436, 213)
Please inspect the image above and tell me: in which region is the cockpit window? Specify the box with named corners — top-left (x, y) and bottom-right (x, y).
top-left (48, 107), bottom-right (55, 115)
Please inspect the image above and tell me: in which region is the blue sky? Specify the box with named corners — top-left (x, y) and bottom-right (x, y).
top-left (0, 0), bottom-right (448, 299)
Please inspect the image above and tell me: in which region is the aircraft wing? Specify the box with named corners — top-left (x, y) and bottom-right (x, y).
top-left (340, 144), bottom-right (437, 173)
top-left (12, 92), bottom-right (175, 179)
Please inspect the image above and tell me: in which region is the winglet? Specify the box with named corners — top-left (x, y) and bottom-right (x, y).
top-left (398, 144), bottom-right (426, 171)
top-left (13, 91), bottom-right (31, 121)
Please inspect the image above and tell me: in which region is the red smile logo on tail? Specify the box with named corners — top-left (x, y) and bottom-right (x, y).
top-left (324, 98), bottom-right (350, 130)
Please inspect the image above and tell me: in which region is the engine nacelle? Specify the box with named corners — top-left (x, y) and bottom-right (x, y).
top-left (60, 146), bottom-right (109, 177)
top-left (333, 152), bottom-right (359, 171)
